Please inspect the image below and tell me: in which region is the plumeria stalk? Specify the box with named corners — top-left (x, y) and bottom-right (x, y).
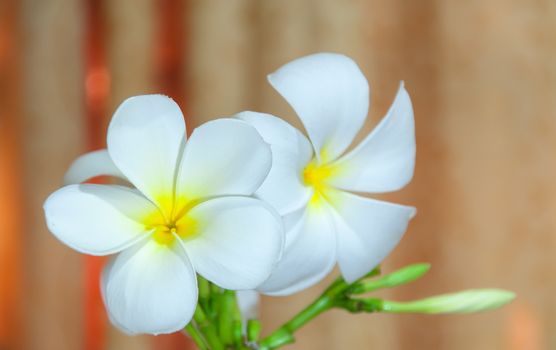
top-left (184, 264), bottom-right (514, 350)
top-left (43, 52), bottom-right (515, 349)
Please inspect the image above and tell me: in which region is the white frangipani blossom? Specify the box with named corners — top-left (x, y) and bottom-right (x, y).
top-left (44, 95), bottom-right (283, 334)
top-left (237, 53), bottom-right (416, 295)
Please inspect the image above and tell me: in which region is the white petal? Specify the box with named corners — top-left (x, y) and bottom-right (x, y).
top-left (107, 95), bottom-right (186, 209)
top-left (176, 119), bottom-right (272, 200)
top-left (236, 290), bottom-right (260, 321)
top-left (327, 190), bottom-right (416, 283)
top-left (100, 258), bottom-right (134, 334)
top-left (236, 111), bottom-right (313, 215)
top-left (258, 205), bottom-right (336, 296)
top-left (64, 149), bottom-right (126, 185)
top-left (183, 196), bottom-right (283, 290)
top-left (44, 184), bottom-right (158, 255)
top-left (102, 240), bottom-right (198, 335)
top-left (268, 53), bottom-right (369, 162)
top-left (328, 83), bottom-right (415, 193)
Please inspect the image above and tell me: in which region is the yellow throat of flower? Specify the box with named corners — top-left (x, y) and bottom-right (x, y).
top-left (146, 197), bottom-right (199, 246)
top-left (303, 159), bottom-right (337, 205)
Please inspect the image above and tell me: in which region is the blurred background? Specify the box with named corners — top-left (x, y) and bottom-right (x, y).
top-left (0, 0), bottom-right (554, 349)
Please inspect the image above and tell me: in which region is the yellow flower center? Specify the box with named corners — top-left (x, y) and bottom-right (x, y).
top-left (302, 159), bottom-right (337, 206)
top-left (303, 162), bottom-right (333, 190)
top-left (145, 197), bottom-right (199, 246)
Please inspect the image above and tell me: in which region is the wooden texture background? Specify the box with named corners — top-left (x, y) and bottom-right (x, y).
top-left (0, 0), bottom-right (554, 349)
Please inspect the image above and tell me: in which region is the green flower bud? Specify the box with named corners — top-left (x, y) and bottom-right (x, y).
top-left (350, 263), bottom-right (431, 294)
top-left (381, 289), bottom-right (515, 314)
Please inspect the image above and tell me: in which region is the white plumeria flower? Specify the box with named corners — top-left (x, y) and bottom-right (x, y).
top-left (44, 95), bottom-right (284, 335)
top-left (237, 53), bottom-right (416, 295)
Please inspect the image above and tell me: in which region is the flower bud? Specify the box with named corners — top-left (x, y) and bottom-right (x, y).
top-left (350, 263), bottom-right (430, 294)
top-left (381, 289), bottom-right (515, 314)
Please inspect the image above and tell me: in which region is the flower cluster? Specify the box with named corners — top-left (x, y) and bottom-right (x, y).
top-left (44, 53), bottom-right (513, 343)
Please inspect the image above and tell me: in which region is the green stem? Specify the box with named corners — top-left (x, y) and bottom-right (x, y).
top-left (259, 268), bottom-right (382, 350)
top-left (246, 319), bottom-right (262, 343)
top-left (259, 277), bottom-right (350, 349)
top-left (218, 290), bottom-right (236, 346)
top-left (209, 283), bottom-right (223, 322)
top-left (184, 323), bottom-right (209, 350)
top-left (258, 298), bottom-right (331, 349)
top-left (232, 320), bottom-right (245, 349)
top-left (337, 298), bottom-right (384, 313)
top-left (193, 305), bottom-right (224, 350)
top-left (198, 275), bottom-right (211, 311)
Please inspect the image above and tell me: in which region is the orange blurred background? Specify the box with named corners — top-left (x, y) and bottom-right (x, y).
top-left (1, 0), bottom-right (554, 349)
